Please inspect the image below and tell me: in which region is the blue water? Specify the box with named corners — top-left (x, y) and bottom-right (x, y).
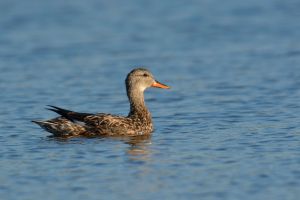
top-left (1, 0), bottom-right (300, 199)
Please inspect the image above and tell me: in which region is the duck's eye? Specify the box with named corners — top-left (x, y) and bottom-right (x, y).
top-left (143, 73), bottom-right (149, 77)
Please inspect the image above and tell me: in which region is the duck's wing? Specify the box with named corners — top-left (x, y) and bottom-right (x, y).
top-left (47, 105), bottom-right (134, 135)
top-left (83, 114), bottom-right (135, 135)
top-left (47, 105), bottom-right (93, 122)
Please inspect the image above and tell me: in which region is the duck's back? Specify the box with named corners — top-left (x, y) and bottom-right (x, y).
top-left (33, 111), bottom-right (153, 137)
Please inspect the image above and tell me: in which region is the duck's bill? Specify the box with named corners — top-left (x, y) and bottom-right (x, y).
top-left (151, 80), bottom-right (170, 89)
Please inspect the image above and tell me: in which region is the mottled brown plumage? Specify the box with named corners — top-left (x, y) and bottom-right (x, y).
top-left (32, 68), bottom-right (170, 137)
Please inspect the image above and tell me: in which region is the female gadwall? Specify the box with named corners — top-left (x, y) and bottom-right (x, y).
top-left (32, 68), bottom-right (170, 137)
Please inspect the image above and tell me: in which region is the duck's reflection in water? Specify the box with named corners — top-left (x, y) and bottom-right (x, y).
top-left (122, 135), bottom-right (152, 162)
top-left (46, 134), bottom-right (152, 161)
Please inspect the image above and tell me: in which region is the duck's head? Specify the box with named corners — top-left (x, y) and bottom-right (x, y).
top-left (125, 68), bottom-right (170, 92)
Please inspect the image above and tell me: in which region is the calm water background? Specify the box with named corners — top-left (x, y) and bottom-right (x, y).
top-left (1, 0), bottom-right (300, 199)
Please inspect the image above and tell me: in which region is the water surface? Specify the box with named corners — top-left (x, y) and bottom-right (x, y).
top-left (0, 0), bottom-right (300, 199)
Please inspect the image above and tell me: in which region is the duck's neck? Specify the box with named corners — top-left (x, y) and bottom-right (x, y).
top-left (127, 88), bottom-right (151, 121)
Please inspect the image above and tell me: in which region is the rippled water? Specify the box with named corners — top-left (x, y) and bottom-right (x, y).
top-left (1, 0), bottom-right (300, 199)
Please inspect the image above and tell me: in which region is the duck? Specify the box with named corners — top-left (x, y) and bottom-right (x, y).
top-left (32, 68), bottom-right (170, 137)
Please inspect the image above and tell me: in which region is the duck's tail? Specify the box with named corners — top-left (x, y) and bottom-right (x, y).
top-left (32, 117), bottom-right (86, 137)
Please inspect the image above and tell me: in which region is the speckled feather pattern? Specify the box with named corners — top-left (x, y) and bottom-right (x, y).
top-left (33, 68), bottom-right (168, 137)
